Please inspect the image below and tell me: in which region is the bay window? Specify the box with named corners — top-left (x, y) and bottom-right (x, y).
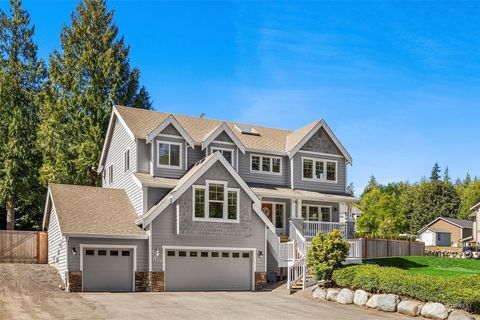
top-left (302, 157), bottom-right (337, 182)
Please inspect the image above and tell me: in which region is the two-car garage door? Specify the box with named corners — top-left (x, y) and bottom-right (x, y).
top-left (165, 249), bottom-right (253, 291)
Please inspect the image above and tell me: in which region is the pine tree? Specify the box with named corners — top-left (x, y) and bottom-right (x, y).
top-left (38, 0), bottom-right (151, 187)
top-left (430, 162), bottom-right (441, 182)
top-left (363, 175), bottom-right (379, 195)
top-left (464, 173), bottom-right (472, 186)
top-left (443, 166), bottom-right (450, 184)
top-left (0, 0), bottom-right (45, 229)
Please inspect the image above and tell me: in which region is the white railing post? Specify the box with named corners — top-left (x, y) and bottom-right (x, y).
top-left (302, 263), bottom-right (306, 290)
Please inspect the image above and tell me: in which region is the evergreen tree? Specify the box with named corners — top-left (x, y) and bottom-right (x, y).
top-left (464, 173), bottom-right (472, 186)
top-left (443, 166), bottom-right (450, 184)
top-left (0, 0), bottom-right (45, 229)
top-left (363, 175), bottom-right (378, 195)
top-left (456, 179), bottom-right (480, 219)
top-left (38, 0), bottom-right (151, 187)
top-left (430, 162), bottom-right (441, 182)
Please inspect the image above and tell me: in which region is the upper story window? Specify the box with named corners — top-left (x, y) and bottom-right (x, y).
top-left (302, 157), bottom-right (337, 182)
top-left (193, 181), bottom-right (239, 222)
top-left (157, 141), bottom-right (181, 169)
top-left (250, 154), bottom-right (281, 175)
top-left (108, 165), bottom-right (114, 184)
top-left (124, 149), bottom-right (130, 172)
top-left (211, 147), bottom-right (233, 165)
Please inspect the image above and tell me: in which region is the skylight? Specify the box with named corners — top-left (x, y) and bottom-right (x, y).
top-left (234, 124), bottom-right (260, 136)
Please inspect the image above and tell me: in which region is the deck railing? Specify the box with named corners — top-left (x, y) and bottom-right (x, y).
top-left (266, 227), bottom-right (295, 262)
top-left (303, 221), bottom-right (347, 238)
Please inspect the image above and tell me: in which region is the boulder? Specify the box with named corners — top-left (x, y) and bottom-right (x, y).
top-left (448, 310), bottom-right (474, 320)
top-left (354, 290), bottom-right (369, 306)
top-left (312, 287), bottom-right (327, 300)
top-left (326, 288), bottom-right (339, 302)
top-left (336, 289), bottom-right (354, 305)
top-left (397, 300), bottom-right (424, 317)
top-left (421, 302), bottom-right (449, 320)
top-left (366, 294), bottom-right (381, 309)
top-left (377, 294), bottom-right (400, 312)
top-left (308, 285), bottom-right (318, 293)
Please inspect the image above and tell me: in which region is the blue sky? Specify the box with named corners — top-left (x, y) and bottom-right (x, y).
top-left (5, 1), bottom-right (480, 194)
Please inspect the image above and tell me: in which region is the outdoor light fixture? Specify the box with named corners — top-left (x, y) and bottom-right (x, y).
top-left (258, 251), bottom-right (264, 258)
top-left (155, 249), bottom-right (160, 257)
top-left (71, 247), bottom-right (77, 256)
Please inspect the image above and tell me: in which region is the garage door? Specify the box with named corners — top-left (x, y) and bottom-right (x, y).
top-left (165, 249), bottom-right (253, 291)
top-left (82, 248), bottom-right (133, 292)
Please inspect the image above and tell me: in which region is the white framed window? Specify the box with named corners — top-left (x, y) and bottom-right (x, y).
top-left (124, 149), bottom-right (130, 172)
top-left (250, 154), bottom-right (282, 175)
top-left (211, 147), bottom-right (234, 165)
top-left (157, 140), bottom-right (182, 169)
top-left (302, 157), bottom-right (337, 182)
top-left (192, 180), bottom-right (239, 222)
top-left (301, 205), bottom-right (332, 222)
top-left (108, 165), bottom-right (114, 184)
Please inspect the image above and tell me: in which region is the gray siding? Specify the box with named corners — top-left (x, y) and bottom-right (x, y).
top-left (47, 207), bottom-right (67, 280)
top-left (150, 161), bottom-right (266, 272)
top-left (187, 145), bottom-right (205, 168)
top-left (293, 152), bottom-right (346, 193)
top-left (302, 200), bottom-right (340, 222)
top-left (161, 124), bottom-right (181, 136)
top-left (209, 142), bottom-right (237, 170)
top-left (151, 135), bottom-right (186, 178)
top-left (238, 151), bottom-right (290, 186)
top-left (103, 118), bottom-right (143, 215)
top-left (266, 248), bottom-right (280, 275)
top-left (215, 131), bottom-right (233, 142)
top-left (67, 237), bottom-right (148, 272)
top-left (300, 127), bottom-right (342, 155)
top-left (147, 187), bottom-right (170, 210)
top-left (137, 138), bottom-right (150, 173)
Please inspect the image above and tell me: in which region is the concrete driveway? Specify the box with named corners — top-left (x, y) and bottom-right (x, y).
top-left (80, 291), bottom-right (411, 320)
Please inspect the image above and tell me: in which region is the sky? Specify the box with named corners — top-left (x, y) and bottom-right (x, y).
top-left (3, 1), bottom-right (480, 194)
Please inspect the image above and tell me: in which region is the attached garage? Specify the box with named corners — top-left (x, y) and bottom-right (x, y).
top-left (164, 248), bottom-right (254, 291)
top-left (81, 246), bottom-right (135, 292)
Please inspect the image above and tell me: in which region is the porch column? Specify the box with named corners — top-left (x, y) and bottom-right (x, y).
top-left (296, 199), bottom-right (302, 219)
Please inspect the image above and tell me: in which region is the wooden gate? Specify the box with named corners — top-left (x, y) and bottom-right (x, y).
top-left (0, 230), bottom-right (48, 264)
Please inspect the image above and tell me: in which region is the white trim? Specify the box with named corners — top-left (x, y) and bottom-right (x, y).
top-left (148, 227), bottom-right (152, 272)
top-left (301, 204), bottom-right (333, 222)
top-left (211, 140), bottom-right (235, 146)
top-left (264, 226), bottom-right (267, 273)
top-left (301, 157), bottom-right (338, 183)
top-left (290, 158), bottom-right (294, 189)
top-left (192, 181), bottom-right (240, 223)
top-left (297, 150), bottom-right (344, 158)
top-left (246, 148), bottom-right (285, 156)
top-left (79, 244), bottom-right (137, 292)
top-left (210, 146), bottom-right (235, 167)
top-left (236, 148), bottom-right (239, 172)
top-left (185, 144), bottom-right (188, 171)
top-left (287, 119), bottom-right (353, 164)
top-left (124, 149), bottom-right (130, 173)
top-left (146, 115), bottom-right (195, 148)
top-left (261, 201), bottom-right (286, 231)
top-left (157, 133), bottom-right (184, 139)
top-left (162, 245), bottom-right (257, 291)
top-left (65, 235), bottom-right (69, 272)
top-left (201, 122), bottom-right (246, 154)
top-left (250, 153), bottom-right (282, 176)
top-left (156, 140), bottom-right (183, 169)
top-left (65, 232), bottom-right (148, 239)
top-left (142, 187), bottom-right (148, 214)
top-left (253, 190), bottom-right (358, 203)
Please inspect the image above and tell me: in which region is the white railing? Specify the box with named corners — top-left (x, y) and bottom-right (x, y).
top-left (347, 239), bottom-right (363, 259)
top-left (287, 255), bottom-right (305, 290)
top-left (266, 227), bottom-right (295, 262)
top-left (303, 221), bottom-right (347, 238)
top-left (289, 220), bottom-right (308, 259)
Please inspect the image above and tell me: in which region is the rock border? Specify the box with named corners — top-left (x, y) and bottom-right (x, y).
top-left (310, 286), bottom-right (475, 320)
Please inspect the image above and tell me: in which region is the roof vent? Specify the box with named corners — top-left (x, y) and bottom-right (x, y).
top-left (234, 124), bottom-right (260, 136)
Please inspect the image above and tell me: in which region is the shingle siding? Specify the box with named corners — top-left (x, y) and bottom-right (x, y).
top-left (47, 207), bottom-right (67, 280)
top-left (300, 127), bottom-right (342, 155)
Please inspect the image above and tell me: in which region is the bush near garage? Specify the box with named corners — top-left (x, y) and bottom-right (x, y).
top-left (332, 264), bottom-right (480, 313)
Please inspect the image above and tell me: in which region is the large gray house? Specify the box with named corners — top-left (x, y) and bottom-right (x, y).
top-left (42, 106), bottom-right (357, 292)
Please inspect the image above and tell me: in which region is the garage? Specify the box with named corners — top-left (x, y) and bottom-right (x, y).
top-left (82, 247), bottom-right (134, 292)
top-left (165, 249), bottom-right (253, 291)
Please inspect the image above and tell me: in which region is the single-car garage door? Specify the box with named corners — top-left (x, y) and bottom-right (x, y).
top-left (165, 249), bottom-right (253, 291)
top-left (82, 248), bottom-right (134, 292)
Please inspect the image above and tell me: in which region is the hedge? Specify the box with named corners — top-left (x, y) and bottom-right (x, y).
top-left (332, 265), bottom-right (480, 313)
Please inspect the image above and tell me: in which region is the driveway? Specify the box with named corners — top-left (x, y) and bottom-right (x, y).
top-left (0, 263), bottom-right (410, 320)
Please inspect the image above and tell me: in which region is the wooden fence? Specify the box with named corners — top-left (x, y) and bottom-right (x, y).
top-left (362, 238), bottom-right (425, 258)
top-left (0, 230), bottom-right (48, 264)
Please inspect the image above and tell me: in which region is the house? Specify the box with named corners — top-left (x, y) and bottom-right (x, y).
top-left (42, 105), bottom-right (357, 292)
top-left (471, 202), bottom-right (480, 244)
top-left (417, 217), bottom-right (473, 247)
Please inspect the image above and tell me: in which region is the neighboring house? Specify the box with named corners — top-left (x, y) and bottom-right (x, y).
top-left (417, 217), bottom-right (473, 247)
top-left (471, 202), bottom-right (480, 244)
top-left (42, 105), bottom-right (357, 292)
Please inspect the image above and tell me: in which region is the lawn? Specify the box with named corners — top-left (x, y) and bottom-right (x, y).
top-left (365, 256), bottom-right (480, 279)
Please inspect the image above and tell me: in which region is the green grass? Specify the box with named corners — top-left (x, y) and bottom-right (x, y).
top-left (365, 256), bottom-right (480, 279)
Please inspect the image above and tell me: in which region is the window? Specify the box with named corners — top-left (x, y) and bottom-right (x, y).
top-left (302, 205), bottom-right (332, 222)
top-left (232, 252), bottom-right (240, 258)
top-left (212, 252), bottom-right (219, 257)
top-left (251, 154), bottom-right (282, 174)
top-left (242, 252), bottom-right (250, 258)
top-left (222, 252), bottom-right (229, 258)
top-left (110, 250), bottom-right (118, 256)
top-left (302, 158), bottom-right (337, 182)
top-left (108, 165), bottom-right (114, 184)
top-left (98, 250), bottom-right (107, 256)
top-left (201, 252), bottom-right (209, 257)
top-left (190, 251), bottom-right (198, 257)
top-left (124, 149), bottom-right (130, 172)
top-left (193, 181), bottom-right (239, 222)
top-left (86, 250), bottom-right (94, 256)
top-left (321, 207), bottom-right (331, 222)
top-left (122, 251), bottom-right (130, 257)
top-left (179, 251), bottom-right (187, 257)
top-left (212, 148), bottom-right (233, 165)
top-left (157, 141), bottom-right (181, 168)
top-left (167, 251), bottom-right (175, 257)
top-left (275, 204), bottom-right (284, 228)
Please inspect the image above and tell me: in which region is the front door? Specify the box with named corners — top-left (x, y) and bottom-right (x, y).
top-left (261, 203), bottom-right (286, 236)
top-left (261, 203), bottom-right (273, 222)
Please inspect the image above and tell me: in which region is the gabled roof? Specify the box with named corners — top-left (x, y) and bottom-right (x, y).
top-left (112, 106), bottom-right (351, 161)
top-left (201, 122), bottom-right (246, 154)
top-left (132, 172), bottom-right (178, 189)
top-left (43, 184), bottom-right (147, 239)
top-left (417, 217), bottom-right (473, 235)
top-left (139, 152), bottom-right (276, 232)
top-left (145, 114), bottom-right (195, 147)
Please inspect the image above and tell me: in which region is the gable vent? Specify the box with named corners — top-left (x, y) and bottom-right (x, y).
top-left (234, 124), bottom-right (260, 136)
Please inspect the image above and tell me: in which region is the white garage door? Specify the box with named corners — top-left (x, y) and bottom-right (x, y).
top-left (165, 249), bottom-right (253, 291)
top-left (82, 248), bottom-right (134, 292)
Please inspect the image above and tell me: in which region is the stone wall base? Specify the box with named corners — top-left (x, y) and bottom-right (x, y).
top-left (65, 271), bottom-right (82, 292)
top-left (255, 272), bottom-right (267, 290)
top-left (147, 271), bottom-right (165, 292)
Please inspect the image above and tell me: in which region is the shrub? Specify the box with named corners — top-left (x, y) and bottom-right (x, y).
top-left (306, 230), bottom-right (350, 281)
top-left (354, 231), bottom-right (416, 241)
top-left (332, 265), bottom-right (480, 313)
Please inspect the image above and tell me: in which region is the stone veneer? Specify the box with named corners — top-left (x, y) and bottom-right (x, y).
top-left (255, 272), bottom-right (267, 290)
top-left (148, 271), bottom-right (164, 292)
top-left (65, 271), bottom-right (164, 292)
top-left (65, 271), bottom-right (82, 292)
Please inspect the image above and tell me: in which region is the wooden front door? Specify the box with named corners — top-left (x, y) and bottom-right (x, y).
top-left (261, 203), bottom-right (273, 222)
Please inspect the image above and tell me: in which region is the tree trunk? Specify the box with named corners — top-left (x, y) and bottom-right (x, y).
top-left (6, 193), bottom-right (15, 230)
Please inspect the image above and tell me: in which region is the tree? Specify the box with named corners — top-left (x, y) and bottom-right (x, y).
top-left (363, 175), bottom-right (378, 195)
top-left (306, 230), bottom-right (349, 281)
top-left (0, 0), bottom-right (45, 229)
top-left (456, 179), bottom-right (480, 219)
top-left (443, 166), bottom-right (450, 184)
top-left (464, 173), bottom-right (472, 186)
top-left (38, 0), bottom-right (151, 187)
top-left (430, 162), bottom-right (441, 182)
